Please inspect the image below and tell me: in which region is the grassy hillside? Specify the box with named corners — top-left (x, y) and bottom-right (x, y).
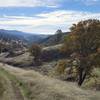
top-left (0, 63), bottom-right (100, 100)
top-left (40, 32), bottom-right (69, 46)
top-left (0, 44), bottom-right (62, 67)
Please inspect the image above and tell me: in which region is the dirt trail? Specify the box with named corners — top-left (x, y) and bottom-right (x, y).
top-left (0, 63), bottom-right (25, 100)
top-left (11, 80), bottom-right (24, 100)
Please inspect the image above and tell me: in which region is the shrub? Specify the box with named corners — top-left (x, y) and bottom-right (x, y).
top-left (56, 60), bottom-right (67, 75)
top-left (29, 44), bottom-right (42, 63)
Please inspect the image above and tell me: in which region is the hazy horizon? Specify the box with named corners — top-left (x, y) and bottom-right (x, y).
top-left (0, 0), bottom-right (100, 34)
top-left (0, 28), bottom-right (53, 35)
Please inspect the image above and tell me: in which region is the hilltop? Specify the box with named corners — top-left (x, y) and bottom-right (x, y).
top-left (40, 31), bottom-right (69, 46)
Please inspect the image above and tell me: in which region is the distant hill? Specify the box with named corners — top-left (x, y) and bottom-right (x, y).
top-left (40, 32), bottom-right (70, 46)
top-left (0, 29), bottom-right (70, 47)
top-left (0, 29), bottom-right (48, 45)
top-left (0, 29), bottom-right (25, 42)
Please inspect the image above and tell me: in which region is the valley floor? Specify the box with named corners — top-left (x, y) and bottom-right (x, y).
top-left (0, 63), bottom-right (100, 100)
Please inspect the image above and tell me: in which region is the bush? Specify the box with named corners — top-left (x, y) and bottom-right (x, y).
top-left (41, 49), bottom-right (61, 61)
top-left (56, 60), bottom-right (67, 75)
top-left (29, 44), bottom-right (42, 64)
top-left (54, 59), bottom-right (77, 81)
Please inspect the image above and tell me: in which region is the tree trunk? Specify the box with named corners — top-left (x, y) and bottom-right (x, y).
top-left (78, 69), bottom-right (87, 86)
top-left (78, 69), bottom-right (83, 86)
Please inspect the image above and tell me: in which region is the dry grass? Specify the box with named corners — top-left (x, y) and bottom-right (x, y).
top-left (0, 52), bottom-right (33, 67)
top-left (0, 63), bottom-right (100, 100)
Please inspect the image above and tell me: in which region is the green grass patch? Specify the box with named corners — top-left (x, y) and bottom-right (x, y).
top-left (0, 76), bottom-right (5, 97)
top-left (82, 68), bottom-right (100, 90)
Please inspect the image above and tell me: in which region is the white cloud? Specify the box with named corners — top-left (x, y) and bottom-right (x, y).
top-left (0, 0), bottom-right (99, 7)
top-left (76, 0), bottom-right (100, 5)
top-left (0, 0), bottom-right (60, 7)
top-left (0, 10), bottom-right (100, 34)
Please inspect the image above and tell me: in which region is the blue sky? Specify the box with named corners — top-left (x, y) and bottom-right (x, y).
top-left (0, 0), bottom-right (100, 34)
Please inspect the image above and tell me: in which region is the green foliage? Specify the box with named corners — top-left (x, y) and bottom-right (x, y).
top-left (82, 68), bottom-right (100, 90)
top-left (0, 43), bottom-right (4, 53)
top-left (60, 35), bottom-right (76, 56)
top-left (55, 59), bottom-right (77, 81)
top-left (64, 19), bottom-right (100, 86)
top-left (56, 60), bottom-right (67, 75)
top-left (55, 29), bottom-right (63, 43)
top-left (29, 44), bottom-right (42, 62)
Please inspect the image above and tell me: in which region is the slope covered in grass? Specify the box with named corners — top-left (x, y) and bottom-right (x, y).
top-left (0, 63), bottom-right (100, 100)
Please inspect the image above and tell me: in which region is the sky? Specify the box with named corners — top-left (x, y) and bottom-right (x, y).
top-left (0, 0), bottom-right (100, 34)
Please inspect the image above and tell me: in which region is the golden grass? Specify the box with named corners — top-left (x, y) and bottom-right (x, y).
top-left (0, 63), bottom-right (100, 100)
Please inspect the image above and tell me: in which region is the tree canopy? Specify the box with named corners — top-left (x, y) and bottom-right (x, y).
top-left (29, 44), bottom-right (42, 62)
top-left (63, 19), bottom-right (100, 86)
